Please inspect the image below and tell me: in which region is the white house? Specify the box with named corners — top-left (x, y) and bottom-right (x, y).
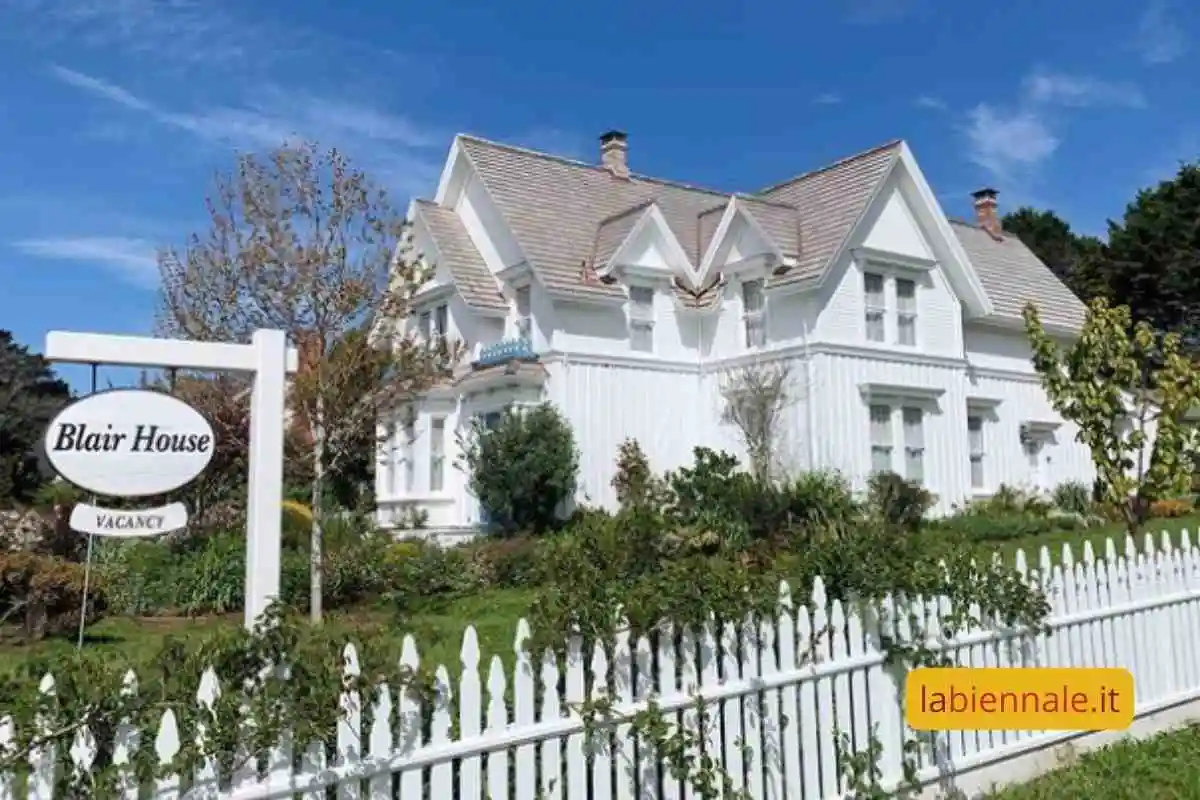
top-left (376, 130), bottom-right (1095, 536)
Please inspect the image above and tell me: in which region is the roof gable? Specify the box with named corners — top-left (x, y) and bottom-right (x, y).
top-left (410, 199), bottom-right (507, 314)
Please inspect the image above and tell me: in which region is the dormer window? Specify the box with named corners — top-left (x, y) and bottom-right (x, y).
top-left (743, 279), bottom-right (765, 348)
top-left (515, 285), bottom-right (532, 343)
top-left (628, 285), bottom-right (655, 352)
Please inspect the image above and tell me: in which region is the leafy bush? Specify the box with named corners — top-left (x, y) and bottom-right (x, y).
top-left (867, 472), bottom-right (934, 532)
top-left (0, 552), bottom-right (104, 640)
top-left (461, 404), bottom-right (579, 535)
top-left (385, 541), bottom-right (477, 612)
top-left (968, 484), bottom-right (1053, 517)
top-left (1149, 497), bottom-right (1194, 518)
top-left (782, 470), bottom-right (859, 536)
top-left (464, 536), bottom-right (544, 589)
top-left (1052, 481), bottom-right (1093, 516)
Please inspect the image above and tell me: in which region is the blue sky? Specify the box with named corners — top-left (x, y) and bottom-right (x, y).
top-left (1, 0), bottom-right (1196, 389)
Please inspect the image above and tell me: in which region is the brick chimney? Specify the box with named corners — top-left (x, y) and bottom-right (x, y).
top-left (971, 187), bottom-right (1004, 240)
top-left (600, 130), bottom-right (629, 178)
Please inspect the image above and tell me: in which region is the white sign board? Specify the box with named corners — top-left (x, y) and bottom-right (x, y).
top-left (44, 389), bottom-right (216, 497)
top-left (70, 502), bottom-right (189, 537)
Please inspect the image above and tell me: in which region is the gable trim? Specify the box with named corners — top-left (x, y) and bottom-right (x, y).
top-left (601, 203), bottom-right (700, 285)
top-left (697, 198), bottom-right (792, 284)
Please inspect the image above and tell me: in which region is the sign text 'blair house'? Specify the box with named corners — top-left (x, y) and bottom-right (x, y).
top-left (43, 389), bottom-right (217, 498)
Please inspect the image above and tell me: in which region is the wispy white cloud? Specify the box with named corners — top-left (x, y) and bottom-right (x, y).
top-left (813, 93), bottom-right (843, 105)
top-left (1134, 0), bottom-right (1187, 64)
top-left (963, 105), bottom-right (1060, 183)
top-left (915, 95), bottom-right (947, 111)
top-left (12, 237), bottom-right (160, 288)
top-left (963, 67), bottom-right (1148, 186)
top-left (1022, 70), bottom-right (1146, 109)
top-left (47, 65), bottom-right (443, 197)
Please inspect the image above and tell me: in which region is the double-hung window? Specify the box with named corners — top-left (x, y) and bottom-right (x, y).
top-left (429, 418), bottom-right (445, 492)
top-left (869, 405), bottom-right (893, 473)
top-left (896, 278), bottom-right (917, 346)
top-left (403, 418), bottom-right (416, 494)
top-left (903, 407), bottom-right (925, 483)
top-left (418, 310), bottom-right (432, 342)
top-left (433, 304), bottom-right (448, 343)
top-left (515, 286), bottom-right (532, 343)
top-left (743, 279), bottom-right (766, 348)
top-left (385, 422), bottom-right (398, 496)
top-left (967, 415), bottom-right (985, 489)
top-left (628, 286), bottom-right (655, 352)
top-left (864, 273), bottom-right (885, 342)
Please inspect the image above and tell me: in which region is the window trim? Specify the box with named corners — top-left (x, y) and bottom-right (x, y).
top-left (741, 277), bottom-right (767, 349)
top-left (869, 403), bottom-right (894, 474)
top-left (863, 271), bottom-right (886, 343)
top-left (902, 406), bottom-right (925, 484)
top-left (627, 283), bottom-right (656, 353)
top-left (429, 417), bottom-right (446, 493)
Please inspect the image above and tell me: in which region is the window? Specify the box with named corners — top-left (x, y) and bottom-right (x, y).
top-left (418, 311), bottom-right (432, 341)
top-left (864, 273), bottom-right (885, 342)
top-left (433, 304), bottom-right (448, 341)
top-left (742, 279), bottom-right (766, 348)
top-left (903, 407), bottom-right (925, 483)
top-left (968, 415), bottom-right (985, 489)
top-left (869, 405), bottom-right (893, 473)
top-left (515, 286), bottom-right (532, 343)
top-left (403, 418), bottom-right (416, 493)
top-left (386, 422), bottom-right (398, 496)
top-left (896, 278), bottom-right (917, 346)
top-left (429, 418), bottom-right (445, 492)
top-left (628, 286), bottom-right (654, 352)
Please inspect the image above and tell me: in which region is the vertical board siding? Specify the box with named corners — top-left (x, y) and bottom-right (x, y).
top-left (6, 529), bottom-right (1200, 799)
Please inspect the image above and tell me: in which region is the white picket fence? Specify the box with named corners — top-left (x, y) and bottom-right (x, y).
top-left (5, 529), bottom-right (1200, 799)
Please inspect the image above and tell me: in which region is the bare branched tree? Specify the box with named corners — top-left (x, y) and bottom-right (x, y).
top-left (719, 360), bottom-right (795, 481)
top-left (156, 142), bottom-right (459, 623)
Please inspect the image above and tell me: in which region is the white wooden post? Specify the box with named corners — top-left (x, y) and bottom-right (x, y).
top-left (44, 331), bottom-right (299, 630)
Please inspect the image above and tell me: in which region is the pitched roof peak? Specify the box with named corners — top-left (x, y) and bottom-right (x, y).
top-left (454, 133), bottom-right (730, 198)
top-left (757, 139), bottom-right (905, 195)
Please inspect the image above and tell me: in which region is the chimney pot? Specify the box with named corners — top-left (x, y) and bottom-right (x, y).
top-left (971, 187), bottom-right (1003, 240)
top-left (599, 130), bottom-right (629, 178)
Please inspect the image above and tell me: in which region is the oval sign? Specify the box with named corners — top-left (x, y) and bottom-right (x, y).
top-left (43, 389), bottom-right (216, 498)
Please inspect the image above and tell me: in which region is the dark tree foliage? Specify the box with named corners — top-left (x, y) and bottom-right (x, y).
top-left (1001, 207), bottom-right (1106, 302)
top-left (0, 331), bottom-right (71, 506)
top-left (1100, 163), bottom-right (1200, 345)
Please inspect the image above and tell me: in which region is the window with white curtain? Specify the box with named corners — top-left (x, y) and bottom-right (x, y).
top-left (515, 286), bottom-right (532, 342)
top-left (628, 285), bottom-right (654, 352)
top-left (864, 272), bottom-right (885, 342)
top-left (968, 414), bottom-right (985, 489)
top-left (429, 418), bottom-right (445, 492)
top-left (742, 279), bottom-right (766, 348)
top-left (903, 407), bottom-right (925, 483)
top-left (869, 405), bottom-right (893, 473)
top-left (896, 278), bottom-right (917, 346)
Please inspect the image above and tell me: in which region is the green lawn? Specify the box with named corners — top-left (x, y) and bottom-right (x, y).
top-left (988, 724), bottom-right (1200, 799)
top-left (3, 515), bottom-right (1199, 678)
top-left (965, 514), bottom-right (1200, 568)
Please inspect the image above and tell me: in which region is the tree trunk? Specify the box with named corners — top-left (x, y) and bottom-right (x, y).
top-left (309, 395), bottom-right (326, 624)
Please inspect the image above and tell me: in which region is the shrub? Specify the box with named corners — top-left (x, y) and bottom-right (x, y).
top-left (782, 471), bottom-right (859, 536)
top-left (461, 404), bottom-right (579, 535)
top-left (1052, 481), bottom-right (1093, 516)
top-left (969, 484), bottom-right (1052, 517)
top-left (464, 536), bottom-right (544, 589)
top-left (612, 439), bottom-right (667, 510)
top-left (0, 552), bottom-right (104, 640)
top-left (385, 541), bottom-right (477, 612)
top-left (867, 472), bottom-right (934, 532)
top-left (1149, 497), bottom-right (1194, 519)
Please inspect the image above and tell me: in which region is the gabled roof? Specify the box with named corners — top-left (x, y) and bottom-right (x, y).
top-left (758, 140), bottom-right (902, 287)
top-left (425, 133), bottom-right (1085, 332)
top-left (949, 219), bottom-right (1086, 331)
top-left (412, 199), bottom-right (507, 313)
top-left (457, 135), bottom-right (730, 300)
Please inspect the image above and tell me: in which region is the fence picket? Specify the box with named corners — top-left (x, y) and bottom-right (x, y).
top-left (6, 526), bottom-right (1200, 799)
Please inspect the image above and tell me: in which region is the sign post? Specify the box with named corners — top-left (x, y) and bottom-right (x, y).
top-left (44, 330), bottom-right (297, 630)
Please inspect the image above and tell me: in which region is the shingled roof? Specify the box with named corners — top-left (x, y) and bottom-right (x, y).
top-left (412, 199), bottom-right (507, 313)
top-left (423, 133), bottom-right (1083, 328)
